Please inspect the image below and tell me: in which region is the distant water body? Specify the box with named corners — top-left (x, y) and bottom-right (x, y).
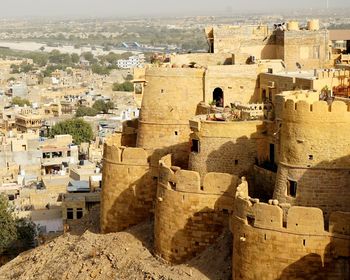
top-left (0, 41), bottom-right (136, 55)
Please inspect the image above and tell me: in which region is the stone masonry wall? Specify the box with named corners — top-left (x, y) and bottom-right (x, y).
top-left (189, 119), bottom-right (264, 180)
top-left (274, 99), bottom-right (350, 217)
top-left (136, 67), bottom-right (205, 167)
top-left (232, 181), bottom-right (350, 280)
top-left (154, 159), bottom-right (238, 263)
top-left (101, 144), bottom-right (154, 233)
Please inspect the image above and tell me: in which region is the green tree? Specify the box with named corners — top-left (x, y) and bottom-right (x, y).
top-left (91, 64), bottom-right (110, 75)
top-left (15, 218), bottom-right (37, 250)
top-left (0, 195), bottom-right (17, 254)
top-left (92, 100), bottom-right (114, 114)
top-left (11, 97), bottom-right (31, 107)
top-left (82, 52), bottom-right (95, 63)
top-left (75, 106), bottom-right (98, 117)
top-left (50, 118), bottom-right (93, 145)
top-left (71, 53), bottom-right (80, 64)
top-left (112, 81), bottom-right (134, 92)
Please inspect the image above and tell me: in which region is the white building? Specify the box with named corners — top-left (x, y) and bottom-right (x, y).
top-left (117, 54), bottom-right (145, 69)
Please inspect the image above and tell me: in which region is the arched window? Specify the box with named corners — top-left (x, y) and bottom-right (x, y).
top-left (213, 87), bottom-right (224, 107)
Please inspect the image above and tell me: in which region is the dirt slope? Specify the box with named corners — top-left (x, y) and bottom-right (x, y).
top-left (0, 222), bottom-right (232, 280)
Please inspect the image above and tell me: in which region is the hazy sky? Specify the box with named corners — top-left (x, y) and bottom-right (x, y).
top-left (0, 0), bottom-right (349, 18)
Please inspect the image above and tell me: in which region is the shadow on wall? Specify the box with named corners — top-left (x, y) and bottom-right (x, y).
top-left (104, 170), bottom-right (154, 233)
top-left (102, 142), bottom-right (192, 234)
top-left (278, 242), bottom-right (349, 279)
top-left (273, 154), bottom-right (350, 223)
top-left (248, 78), bottom-right (262, 104)
top-left (151, 142), bottom-right (190, 170)
top-left (170, 206), bottom-right (227, 263)
top-left (203, 135), bottom-right (261, 196)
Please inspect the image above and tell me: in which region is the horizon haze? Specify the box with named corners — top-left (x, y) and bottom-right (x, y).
top-left (0, 0), bottom-right (350, 18)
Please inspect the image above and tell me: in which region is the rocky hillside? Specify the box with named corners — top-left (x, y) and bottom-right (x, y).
top-left (0, 222), bottom-right (232, 280)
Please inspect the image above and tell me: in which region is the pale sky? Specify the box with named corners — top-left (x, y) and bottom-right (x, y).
top-left (0, 0), bottom-right (349, 18)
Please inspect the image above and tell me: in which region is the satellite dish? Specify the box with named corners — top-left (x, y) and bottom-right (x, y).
top-left (296, 62), bottom-right (302, 69)
top-left (281, 61), bottom-right (286, 69)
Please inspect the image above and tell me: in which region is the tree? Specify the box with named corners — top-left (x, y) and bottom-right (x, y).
top-left (91, 64), bottom-right (110, 75)
top-left (15, 218), bottom-right (37, 250)
top-left (92, 100), bottom-right (114, 114)
top-left (11, 97), bottom-right (31, 107)
top-left (50, 118), bottom-right (93, 145)
top-left (112, 81), bottom-right (134, 92)
top-left (125, 74), bottom-right (133, 81)
top-left (71, 53), bottom-right (80, 64)
top-left (0, 195), bottom-right (17, 255)
top-left (82, 52), bottom-right (95, 63)
top-left (75, 106), bottom-right (98, 117)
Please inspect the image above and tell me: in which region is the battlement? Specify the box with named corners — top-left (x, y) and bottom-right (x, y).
top-left (234, 179), bottom-right (350, 236)
top-left (159, 156), bottom-right (237, 196)
top-left (283, 99), bottom-right (350, 121)
top-left (103, 144), bottom-right (148, 166)
top-left (145, 67), bottom-right (205, 78)
top-left (213, 25), bottom-right (270, 38)
top-left (316, 69), bottom-right (350, 79)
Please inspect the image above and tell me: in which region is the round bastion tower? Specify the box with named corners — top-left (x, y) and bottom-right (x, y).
top-left (274, 99), bottom-right (350, 219)
top-left (101, 67), bottom-right (205, 233)
top-left (136, 67), bottom-right (205, 167)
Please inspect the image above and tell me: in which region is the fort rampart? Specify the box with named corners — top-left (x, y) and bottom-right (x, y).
top-left (189, 117), bottom-right (264, 179)
top-left (274, 99), bottom-right (350, 217)
top-left (136, 67), bottom-right (205, 167)
top-left (154, 156), bottom-right (238, 263)
top-left (232, 180), bottom-right (350, 280)
top-left (101, 144), bottom-right (154, 233)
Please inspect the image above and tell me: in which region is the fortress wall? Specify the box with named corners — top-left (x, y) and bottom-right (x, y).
top-left (273, 164), bottom-right (350, 220)
top-left (170, 53), bottom-right (233, 67)
top-left (232, 182), bottom-right (350, 280)
top-left (282, 30), bottom-right (330, 70)
top-left (273, 99), bottom-right (350, 218)
top-left (274, 90), bottom-right (320, 119)
top-left (189, 120), bottom-right (263, 180)
top-left (205, 65), bottom-right (260, 104)
top-left (280, 100), bottom-right (350, 166)
top-left (136, 67), bottom-right (205, 166)
top-left (212, 26), bottom-right (276, 58)
top-left (101, 145), bottom-right (154, 233)
top-left (154, 160), bottom-right (237, 263)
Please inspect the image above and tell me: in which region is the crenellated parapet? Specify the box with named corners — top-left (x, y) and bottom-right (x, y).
top-left (103, 144), bottom-right (149, 166)
top-left (235, 184), bottom-right (350, 236)
top-left (283, 99), bottom-right (350, 123)
top-left (232, 179), bottom-right (350, 280)
top-left (154, 156), bottom-right (238, 263)
top-left (159, 157), bottom-right (237, 196)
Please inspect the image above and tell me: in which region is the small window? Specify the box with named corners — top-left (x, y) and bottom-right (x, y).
top-left (191, 139), bottom-right (200, 153)
top-left (247, 214), bottom-right (255, 226)
top-left (235, 159), bottom-right (239, 165)
top-left (76, 208), bottom-right (83, 219)
top-left (287, 179), bottom-right (297, 197)
top-left (67, 151), bottom-right (71, 157)
top-left (174, 131), bottom-right (178, 136)
top-left (67, 208), bottom-right (74, 219)
top-left (308, 155), bottom-right (313, 160)
top-left (160, 89), bottom-right (164, 93)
